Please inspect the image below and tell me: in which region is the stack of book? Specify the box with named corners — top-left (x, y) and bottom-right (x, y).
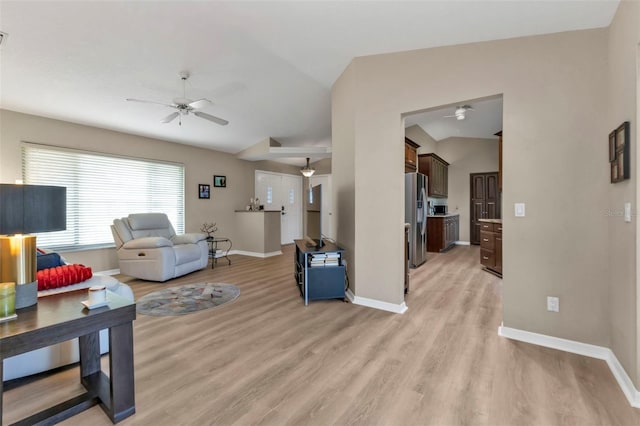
top-left (308, 252), bottom-right (340, 267)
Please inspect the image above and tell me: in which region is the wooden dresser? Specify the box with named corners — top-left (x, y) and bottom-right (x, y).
top-left (479, 219), bottom-right (502, 277)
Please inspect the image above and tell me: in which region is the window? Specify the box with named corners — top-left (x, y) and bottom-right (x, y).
top-left (22, 144), bottom-right (184, 250)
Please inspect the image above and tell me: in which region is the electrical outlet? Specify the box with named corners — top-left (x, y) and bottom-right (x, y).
top-left (547, 296), bottom-right (559, 312)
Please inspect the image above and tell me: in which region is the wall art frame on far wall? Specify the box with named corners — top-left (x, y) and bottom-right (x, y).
top-left (214, 175), bottom-right (227, 188)
top-left (610, 121), bottom-right (630, 183)
top-left (198, 184), bottom-right (210, 199)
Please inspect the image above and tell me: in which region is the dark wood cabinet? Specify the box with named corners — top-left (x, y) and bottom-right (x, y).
top-left (427, 214), bottom-right (459, 252)
top-left (418, 153), bottom-right (449, 198)
top-left (480, 221), bottom-right (502, 277)
top-left (470, 172), bottom-right (500, 245)
top-left (405, 138), bottom-right (419, 173)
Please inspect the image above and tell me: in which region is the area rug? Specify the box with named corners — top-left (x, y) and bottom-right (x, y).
top-left (136, 283), bottom-right (240, 316)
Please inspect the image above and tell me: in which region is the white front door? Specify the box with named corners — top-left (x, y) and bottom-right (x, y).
top-left (255, 170), bottom-right (302, 244)
top-left (309, 174), bottom-right (333, 240)
top-left (280, 174), bottom-right (302, 244)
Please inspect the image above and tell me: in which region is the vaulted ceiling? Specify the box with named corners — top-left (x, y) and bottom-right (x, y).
top-left (0, 1), bottom-right (619, 165)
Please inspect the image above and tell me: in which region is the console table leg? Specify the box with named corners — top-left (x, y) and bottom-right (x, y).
top-left (108, 322), bottom-right (135, 422)
top-left (79, 331), bottom-right (101, 377)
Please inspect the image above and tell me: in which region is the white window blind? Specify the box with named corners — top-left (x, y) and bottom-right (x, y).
top-left (22, 144), bottom-right (184, 250)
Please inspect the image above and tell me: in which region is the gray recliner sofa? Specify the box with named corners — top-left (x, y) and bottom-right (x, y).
top-left (111, 213), bottom-right (208, 281)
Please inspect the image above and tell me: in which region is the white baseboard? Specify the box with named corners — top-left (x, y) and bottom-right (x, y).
top-left (455, 241), bottom-right (471, 246)
top-left (346, 289), bottom-right (408, 314)
top-left (498, 325), bottom-right (640, 408)
top-left (231, 250), bottom-right (282, 258)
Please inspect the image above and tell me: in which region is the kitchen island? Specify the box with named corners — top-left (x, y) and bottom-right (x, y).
top-left (234, 211), bottom-right (282, 257)
top-left (479, 218), bottom-right (502, 277)
top-left (427, 212), bottom-right (459, 252)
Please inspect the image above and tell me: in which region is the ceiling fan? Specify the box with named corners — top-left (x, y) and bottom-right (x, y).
top-left (126, 71), bottom-right (229, 126)
top-left (444, 105), bottom-right (474, 121)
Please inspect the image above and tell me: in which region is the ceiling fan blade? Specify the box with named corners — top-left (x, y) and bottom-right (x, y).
top-left (443, 114), bottom-right (456, 118)
top-left (188, 98), bottom-right (212, 109)
top-left (161, 112), bottom-right (179, 123)
top-left (194, 111), bottom-right (229, 126)
top-left (126, 98), bottom-right (175, 108)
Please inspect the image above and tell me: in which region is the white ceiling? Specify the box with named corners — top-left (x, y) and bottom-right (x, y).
top-left (0, 1), bottom-right (619, 165)
top-left (405, 96), bottom-right (503, 141)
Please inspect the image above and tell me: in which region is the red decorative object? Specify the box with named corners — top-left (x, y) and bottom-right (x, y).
top-left (36, 264), bottom-right (93, 290)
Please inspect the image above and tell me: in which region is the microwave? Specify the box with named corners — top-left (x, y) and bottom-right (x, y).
top-left (433, 205), bottom-right (448, 215)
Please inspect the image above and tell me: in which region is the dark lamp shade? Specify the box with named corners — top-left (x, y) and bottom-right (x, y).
top-left (0, 184), bottom-right (67, 234)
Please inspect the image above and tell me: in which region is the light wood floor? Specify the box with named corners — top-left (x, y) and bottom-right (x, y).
top-left (4, 245), bottom-right (640, 425)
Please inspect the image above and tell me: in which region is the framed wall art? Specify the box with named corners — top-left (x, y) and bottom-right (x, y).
top-left (214, 175), bottom-right (227, 188)
top-left (610, 121), bottom-right (630, 183)
top-left (198, 184), bottom-right (210, 199)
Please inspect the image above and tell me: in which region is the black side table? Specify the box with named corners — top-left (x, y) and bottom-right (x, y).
top-left (207, 237), bottom-right (232, 269)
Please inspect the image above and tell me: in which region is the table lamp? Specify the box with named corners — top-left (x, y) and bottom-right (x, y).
top-left (0, 184), bottom-right (66, 309)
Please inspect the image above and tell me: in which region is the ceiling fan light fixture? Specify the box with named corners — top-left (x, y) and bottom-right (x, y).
top-left (301, 158), bottom-right (315, 177)
top-left (456, 113), bottom-right (465, 120)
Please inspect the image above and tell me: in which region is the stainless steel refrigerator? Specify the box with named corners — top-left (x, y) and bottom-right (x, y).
top-left (405, 172), bottom-right (427, 267)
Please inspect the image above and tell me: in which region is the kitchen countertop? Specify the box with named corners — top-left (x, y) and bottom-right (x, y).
top-left (478, 218), bottom-right (502, 224)
top-left (427, 212), bottom-right (460, 218)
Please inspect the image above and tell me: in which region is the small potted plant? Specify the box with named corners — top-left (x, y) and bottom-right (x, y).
top-left (201, 222), bottom-right (218, 239)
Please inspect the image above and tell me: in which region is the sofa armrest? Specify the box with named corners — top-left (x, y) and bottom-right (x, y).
top-left (171, 233), bottom-right (207, 245)
top-left (122, 237), bottom-right (173, 249)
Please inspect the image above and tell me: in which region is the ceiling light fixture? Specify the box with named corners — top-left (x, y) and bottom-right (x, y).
top-left (301, 158), bottom-right (315, 178)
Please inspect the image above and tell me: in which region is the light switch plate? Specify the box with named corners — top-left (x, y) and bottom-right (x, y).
top-left (624, 202), bottom-right (632, 222)
top-left (515, 203), bottom-right (525, 217)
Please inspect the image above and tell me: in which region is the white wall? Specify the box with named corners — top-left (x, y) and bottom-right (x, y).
top-left (0, 109), bottom-right (298, 271)
top-left (333, 28), bottom-right (610, 352)
top-left (606, 0), bottom-right (640, 386)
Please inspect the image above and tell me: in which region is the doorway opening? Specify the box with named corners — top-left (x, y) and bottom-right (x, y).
top-left (401, 94), bottom-right (504, 291)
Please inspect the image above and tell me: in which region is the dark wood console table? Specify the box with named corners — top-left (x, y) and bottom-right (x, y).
top-left (0, 290), bottom-right (136, 425)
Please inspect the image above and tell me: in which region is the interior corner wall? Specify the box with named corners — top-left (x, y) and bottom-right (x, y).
top-left (331, 62), bottom-right (357, 292)
top-left (436, 137), bottom-right (499, 242)
top-left (333, 29), bottom-right (612, 345)
top-left (0, 109), bottom-right (291, 272)
top-left (405, 124), bottom-right (437, 153)
top-left (606, 0), bottom-right (640, 387)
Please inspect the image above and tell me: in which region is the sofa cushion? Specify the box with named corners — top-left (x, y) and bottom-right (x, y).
top-left (173, 243), bottom-right (203, 266)
top-left (122, 236), bottom-right (173, 249)
top-left (112, 218), bottom-right (134, 246)
top-left (171, 233), bottom-right (207, 245)
top-left (37, 264), bottom-right (93, 290)
top-left (127, 213), bottom-right (176, 240)
top-left (36, 252), bottom-right (65, 270)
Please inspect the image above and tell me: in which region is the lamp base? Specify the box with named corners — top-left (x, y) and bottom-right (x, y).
top-left (16, 280), bottom-right (37, 309)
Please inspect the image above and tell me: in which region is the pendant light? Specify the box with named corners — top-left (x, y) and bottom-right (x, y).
top-left (301, 158), bottom-right (315, 178)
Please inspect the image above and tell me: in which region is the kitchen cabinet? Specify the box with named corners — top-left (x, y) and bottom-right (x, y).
top-left (479, 220), bottom-right (502, 277)
top-left (418, 153), bottom-right (449, 198)
top-left (405, 138), bottom-right (419, 172)
top-left (427, 214), bottom-right (459, 252)
top-left (470, 172), bottom-right (500, 245)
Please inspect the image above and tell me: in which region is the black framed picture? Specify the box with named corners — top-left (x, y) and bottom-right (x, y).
top-left (198, 184), bottom-right (210, 199)
top-left (214, 175), bottom-right (227, 188)
top-left (610, 121), bottom-right (630, 183)
top-left (609, 130), bottom-right (616, 162)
